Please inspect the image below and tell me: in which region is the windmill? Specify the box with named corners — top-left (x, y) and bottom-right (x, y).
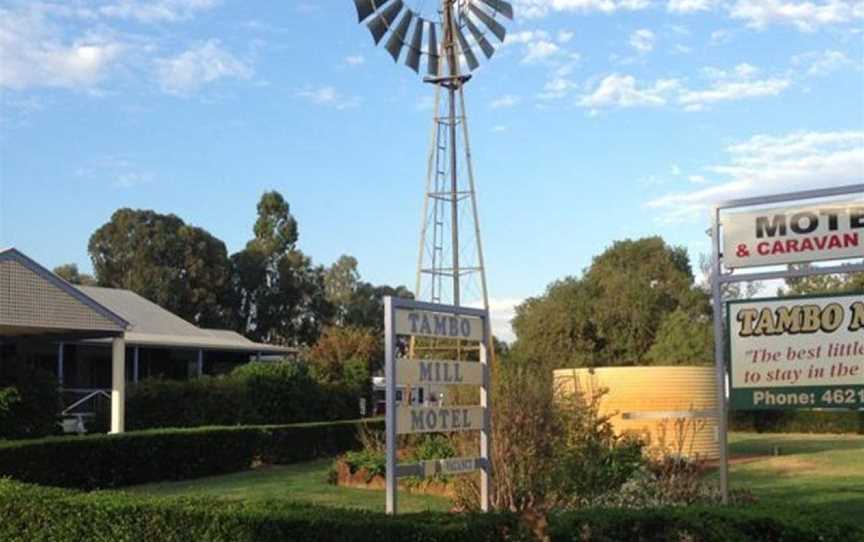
top-left (352, 0), bottom-right (513, 357)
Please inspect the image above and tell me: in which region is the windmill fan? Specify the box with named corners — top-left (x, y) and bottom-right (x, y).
top-left (353, 0), bottom-right (514, 75)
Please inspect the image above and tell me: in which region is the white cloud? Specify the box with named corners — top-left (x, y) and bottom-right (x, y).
top-left (492, 125), bottom-right (509, 132)
top-left (678, 78), bottom-right (789, 109)
top-left (0, 8), bottom-right (124, 90)
top-left (792, 50), bottom-right (853, 77)
top-left (490, 95), bottom-right (521, 108)
top-left (667, 0), bottom-right (717, 12)
top-left (577, 63), bottom-right (792, 111)
top-left (296, 85), bottom-right (360, 110)
top-left (647, 131), bottom-right (864, 221)
top-left (345, 55), bottom-right (365, 66)
top-left (729, 0), bottom-right (863, 32)
top-left (76, 156), bottom-right (155, 189)
top-left (629, 29), bottom-right (656, 53)
top-left (538, 76), bottom-right (579, 99)
top-left (155, 39), bottom-right (252, 95)
top-left (578, 74), bottom-right (679, 108)
top-left (468, 298), bottom-right (523, 343)
top-left (557, 30), bottom-right (575, 42)
top-left (514, 0), bottom-right (651, 18)
top-left (523, 40), bottom-right (561, 63)
top-left (99, 0), bottom-right (219, 23)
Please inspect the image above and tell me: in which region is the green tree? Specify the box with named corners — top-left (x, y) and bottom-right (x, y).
top-left (782, 262), bottom-right (864, 295)
top-left (512, 237), bottom-right (708, 367)
top-left (88, 209), bottom-right (231, 327)
top-left (644, 308), bottom-right (714, 365)
top-left (230, 191), bottom-right (333, 346)
top-left (52, 264), bottom-right (97, 286)
top-left (344, 282), bottom-right (414, 333)
top-left (325, 255), bottom-right (360, 324)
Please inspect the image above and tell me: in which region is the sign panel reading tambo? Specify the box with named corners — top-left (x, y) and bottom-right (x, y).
top-left (728, 294), bottom-right (864, 409)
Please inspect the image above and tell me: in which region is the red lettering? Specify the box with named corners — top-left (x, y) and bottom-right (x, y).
top-left (844, 233), bottom-right (859, 247)
top-left (772, 240), bottom-right (786, 254)
top-left (757, 242), bottom-right (770, 255)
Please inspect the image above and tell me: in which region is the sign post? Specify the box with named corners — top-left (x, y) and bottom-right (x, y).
top-left (384, 296), bottom-right (492, 514)
top-left (710, 184), bottom-right (864, 503)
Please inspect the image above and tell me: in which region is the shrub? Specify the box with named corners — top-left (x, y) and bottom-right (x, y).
top-left (125, 361), bottom-right (362, 431)
top-left (232, 362), bottom-right (323, 424)
top-left (127, 377), bottom-right (245, 430)
top-left (0, 387), bottom-right (21, 436)
top-left (0, 479), bottom-right (858, 542)
top-left (0, 479), bottom-right (532, 542)
top-left (0, 419), bottom-right (383, 490)
top-left (549, 505), bottom-right (862, 542)
top-left (730, 410), bottom-right (864, 434)
top-left (0, 367), bottom-right (60, 439)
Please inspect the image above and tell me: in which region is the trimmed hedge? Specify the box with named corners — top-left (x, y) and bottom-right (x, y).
top-left (0, 479), bottom-right (859, 542)
top-left (127, 362), bottom-right (362, 431)
top-left (730, 410), bottom-right (864, 434)
top-left (0, 479), bottom-right (531, 542)
top-left (551, 506), bottom-right (864, 542)
top-left (0, 419), bottom-right (384, 490)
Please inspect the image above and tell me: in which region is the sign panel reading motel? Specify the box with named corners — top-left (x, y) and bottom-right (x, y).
top-left (721, 200), bottom-right (864, 269)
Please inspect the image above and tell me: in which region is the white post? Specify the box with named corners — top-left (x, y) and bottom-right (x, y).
top-left (133, 346), bottom-right (139, 383)
top-left (384, 297), bottom-right (397, 514)
top-left (110, 336), bottom-right (126, 434)
top-left (480, 317), bottom-right (491, 512)
top-left (197, 349), bottom-right (204, 377)
top-left (711, 207), bottom-right (729, 504)
top-left (57, 342), bottom-right (64, 386)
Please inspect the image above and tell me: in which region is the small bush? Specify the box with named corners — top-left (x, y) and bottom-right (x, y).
top-left (0, 368), bottom-right (60, 439)
top-left (0, 479), bottom-right (858, 542)
top-left (0, 478), bottom-right (532, 542)
top-left (730, 410), bottom-right (864, 434)
top-left (0, 419), bottom-right (383, 490)
top-left (125, 361), bottom-right (361, 431)
top-left (550, 505), bottom-right (863, 542)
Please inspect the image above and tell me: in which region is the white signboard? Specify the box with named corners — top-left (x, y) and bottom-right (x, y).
top-left (384, 297), bottom-right (491, 514)
top-left (722, 200), bottom-right (864, 268)
top-left (396, 406), bottom-right (485, 434)
top-left (728, 294), bottom-right (864, 410)
top-left (396, 359), bottom-right (484, 386)
top-left (420, 457), bottom-right (483, 476)
top-left (394, 308), bottom-right (483, 341)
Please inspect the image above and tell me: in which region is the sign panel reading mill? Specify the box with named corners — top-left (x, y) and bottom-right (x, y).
top-left (383, 297), bottom-right (492, 514)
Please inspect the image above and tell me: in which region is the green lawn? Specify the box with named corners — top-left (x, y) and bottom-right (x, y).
top-left (126, 459), bottom-right (451, 513)
top-left (126, 433), bottom-right (864, 517)
top-left (727, 432), bottom-right (864, 518)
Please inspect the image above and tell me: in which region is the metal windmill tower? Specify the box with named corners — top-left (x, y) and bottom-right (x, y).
top-left (352, 0), bottom-right (513, 343)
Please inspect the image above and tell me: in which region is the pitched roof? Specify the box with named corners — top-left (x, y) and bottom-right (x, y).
top-left (0, 248), bottom-right (127, 336)
top-left (76, 286), bottom-right (295, 354)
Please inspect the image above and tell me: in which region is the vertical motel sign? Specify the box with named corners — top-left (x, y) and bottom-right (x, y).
top-left (383, 297), bottom-right (492, 515)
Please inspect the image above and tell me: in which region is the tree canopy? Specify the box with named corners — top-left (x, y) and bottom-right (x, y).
top-left (511, 237), bottom-right (710, 368)
top-left (88, 209), bottom-right (232, 327)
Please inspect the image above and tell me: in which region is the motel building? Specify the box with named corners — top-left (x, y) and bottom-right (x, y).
top-left (0, 248), bottom-right (294, 433)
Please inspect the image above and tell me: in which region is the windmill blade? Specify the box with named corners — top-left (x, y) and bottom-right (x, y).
top-left (385, 9), bottom-right (413, 61)
top-left (405, 18), bottom-right (424, 73)
top-left (427, 22), bottom-right (439, 76)
top-left (353, 0), bottom-right (379, 23)
top-left (476, 0), bottom-right (514, 20)
top-left (367, 0), bottom-right (404, 44)
top-left (456, 25), bottom-right (479, 71)
top-left (465, 16), bottom-right (495, 59)
top-left (469, 3), bottom-right (506, 42)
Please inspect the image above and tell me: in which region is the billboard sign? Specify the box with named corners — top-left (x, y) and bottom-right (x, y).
top-left (721, 200), bottom-right (864, 269)
top-left (728, 293), bottom-right (864, 410)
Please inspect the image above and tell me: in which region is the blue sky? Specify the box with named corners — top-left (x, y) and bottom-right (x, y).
top-left (1, 0), bottom-right (862, 339)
